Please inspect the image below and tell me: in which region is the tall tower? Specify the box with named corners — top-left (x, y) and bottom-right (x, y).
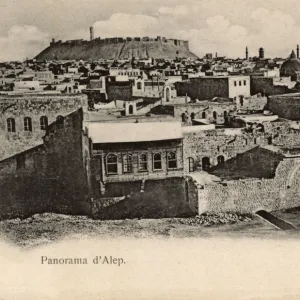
top-left (246, 46), bottom-right (248, 60)
top-left (259, 47), bottom-right (264, 59)
top-left (90, 26), bottom-right (94, 41)
top-left (297, 45), bottom-right (299, 59)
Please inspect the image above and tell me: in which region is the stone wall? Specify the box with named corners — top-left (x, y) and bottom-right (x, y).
top-left (92, 177), bottom-right (197, 220)
top-left (250, 77), bottom-right (289, 96)
top-left (268, 94), bottom-right (300, 120)
top-left (0, 94), bottom-right (87, 160)
top-left (193, 158), bottom-right (300, 214)
top-left (106, 82), bottom-right (132, 101)
top-left (175, 78), bottom-right (229, 100)
top-left (182, 121), bottom-right (300, 173)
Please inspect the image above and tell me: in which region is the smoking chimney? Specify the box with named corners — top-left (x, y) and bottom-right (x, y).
top-left (90, 26), bottom-right (94, 41)
top-left (297, 45), bottom-right (299, 59)
top-left (246, 46), bottom-right (248, 60)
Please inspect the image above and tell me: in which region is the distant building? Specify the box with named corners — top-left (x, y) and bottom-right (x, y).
top-left (175, 76), bottom-right (250, 102)
top-left (106, 77), bottom-right (133, 101)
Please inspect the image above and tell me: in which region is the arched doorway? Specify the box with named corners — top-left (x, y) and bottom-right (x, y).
top-left (202, 157), bottom-right (210, 171)
top-left (217, 155), bottom-right (225, 165)
top-left (190, 112), bottom-right (195, 120)
top-left (137, 82), bottom-right (142, 90)
top-left (213, 111), bottom-right (217, 120)
top-left (202, 111), bottom-right (206, 119)
top-left (165, 87), bottom-right (171, 102)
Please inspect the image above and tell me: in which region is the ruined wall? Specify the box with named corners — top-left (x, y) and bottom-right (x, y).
top-left (195, 158), bottom-right (300, 214)
top-left (0, 94), bottom-right (87, 160)
top-left (172, 102), bottom-right (236, 124)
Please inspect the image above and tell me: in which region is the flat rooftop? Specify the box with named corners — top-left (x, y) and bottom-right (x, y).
top-left (88, 121), bottom-right (182, 143)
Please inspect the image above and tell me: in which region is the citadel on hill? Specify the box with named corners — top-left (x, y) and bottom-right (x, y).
top-left (35, 26), bottom-right (197, 61)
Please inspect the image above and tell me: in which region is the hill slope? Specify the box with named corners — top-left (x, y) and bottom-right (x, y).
top-left (35, 40), bottom-right (198, 61)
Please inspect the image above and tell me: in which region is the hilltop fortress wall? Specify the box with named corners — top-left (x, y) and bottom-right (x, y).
top-left (50, 36), bottom-right (190, 50)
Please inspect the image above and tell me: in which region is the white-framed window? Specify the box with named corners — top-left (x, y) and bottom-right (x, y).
top-left (139, 153), bottom-right (148, 172)
top-left (153, 153), bottom-right (162, 170)
top-left (106, 154), bottom-right (118, 174)
top-left (7, 118), bottom-right (16, 132)
top-left (24, 117), bottom-right (32, 132)
top-left (122, 153), bottom-right (133, 173)
top-left (167, 151), bottom-right (177, 169)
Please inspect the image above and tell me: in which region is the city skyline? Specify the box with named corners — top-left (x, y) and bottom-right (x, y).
top-left (1, 0), bottom-right (300, 61)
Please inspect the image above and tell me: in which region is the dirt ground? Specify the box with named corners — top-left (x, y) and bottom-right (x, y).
top-left (1, 211), bottom-right (300, 249)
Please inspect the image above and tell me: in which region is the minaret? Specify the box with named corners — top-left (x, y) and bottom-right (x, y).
top-left (245, 46), bottom-right (248, 60)
top-left (297, 45), bottom-right (299, 59)
top-left (259, 47), bottom-right (264, 59)
top-left (89, 26), bottom-right (94, 41)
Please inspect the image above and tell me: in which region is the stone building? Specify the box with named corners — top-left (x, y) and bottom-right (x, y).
top-left (0, 93), bottom-right (87, 160)
top-left (88, 122), bottom-right (184, 197)
top-left (268, 93), bottom-right (300, 120)
top-left (106, 77), bottom-right (132, 101)
top-left (0, 109), bottom-right (90, 219)
top-left (250, 76), bottom-right (290, 96)
top-left (175, 76), bottom-right (250, 102)
top-left (187, 146), bottom-right (300, 214)
top-left (0, 112), bottom-right (194, 220)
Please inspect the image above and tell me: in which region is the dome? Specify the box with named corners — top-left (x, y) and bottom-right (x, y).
top-left (280, 50), bottom-right (300, 78)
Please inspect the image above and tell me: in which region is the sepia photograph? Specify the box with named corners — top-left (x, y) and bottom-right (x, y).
top-left (1, 0), bottom-right (300, 299)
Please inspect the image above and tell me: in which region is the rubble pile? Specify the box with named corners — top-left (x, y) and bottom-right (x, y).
top-left (169, 212), bottom-right (254, 226)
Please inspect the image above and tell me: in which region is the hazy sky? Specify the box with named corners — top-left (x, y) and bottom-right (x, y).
top-left (1, 0), bottom-right (300, 61)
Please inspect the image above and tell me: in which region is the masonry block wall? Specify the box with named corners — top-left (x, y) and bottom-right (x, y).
top-left (194, 158), bottom-right (300, 214)
top-left (0, 94), bottom-right (87, 160)
top-left (172, 102), bottom-right (236, 124)
top-left (182, 121), bottom-right (300, 174)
